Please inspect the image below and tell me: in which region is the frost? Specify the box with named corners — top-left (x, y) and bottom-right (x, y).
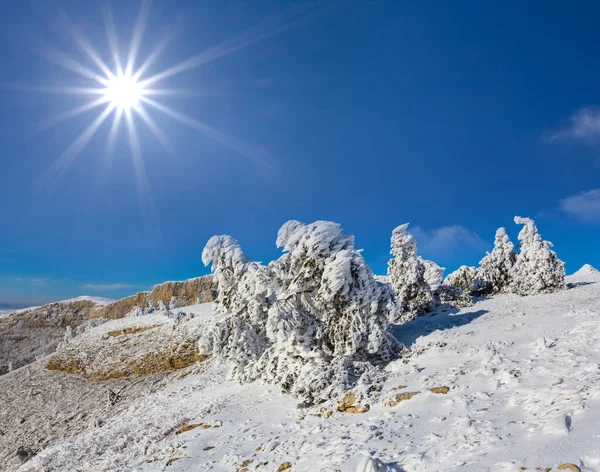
top-left (509, 216), bottom-right (565, 295)
top-left (201, 221), bottom-right (400, 407)
top-left (387, 224), bottom-right (436, 322)
top-left (476, 227), bottom-right (516, 294)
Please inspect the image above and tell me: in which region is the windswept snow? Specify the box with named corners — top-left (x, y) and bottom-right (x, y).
top-left (2, 270), bottom-right (599, 471)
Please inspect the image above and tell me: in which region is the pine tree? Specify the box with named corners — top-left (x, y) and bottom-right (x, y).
top-left (509, 216), bottom-right (565, 295)
top-left (201, 221), bottom-right (400, 407)
top-left (200, 235), bottom-right (274, 380)
top-left (421, 258), bottom-right (445, 291)
top-left (443, 265), bottom-right (478, 292)
top-left (388, 224), bottom-right (435, 321)
top-left (477, 227), bottom-right (516, 294)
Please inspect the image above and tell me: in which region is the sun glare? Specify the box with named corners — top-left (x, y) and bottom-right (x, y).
top-left (26, 0), bottom-right (326, 205)
top-left (104, 75), bottom-right (143, 110)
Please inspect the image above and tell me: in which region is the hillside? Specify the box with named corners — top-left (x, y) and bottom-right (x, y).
top-left (0, 276), bottom-right (215, 377)
top-left (0, 267), bottom-right (598, 471)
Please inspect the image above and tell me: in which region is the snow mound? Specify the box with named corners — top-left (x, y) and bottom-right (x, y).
top-left (571, 264), bottom-right (599, 277)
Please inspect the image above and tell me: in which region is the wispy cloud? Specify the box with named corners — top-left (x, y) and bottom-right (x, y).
top-left (551, 107), bottom-right (600, 144)
top-left (559, 189), bottom-right (600, 223)
top-left (81, 283), bottom-right (136, 291)
top-left (14, 277), bottom-right (55, 286)
top-left (410, 225), bottom-right (487, 257)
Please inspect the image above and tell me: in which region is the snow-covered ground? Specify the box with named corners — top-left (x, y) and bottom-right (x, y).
top-left (2, 268), bottom-right (599, 472)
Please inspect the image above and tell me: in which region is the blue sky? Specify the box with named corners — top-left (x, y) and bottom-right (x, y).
top-left (1, 0), bottom-right (599, 307)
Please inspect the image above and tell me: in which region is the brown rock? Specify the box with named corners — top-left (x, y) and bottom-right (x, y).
top-left (277, 463), bottom-right (292, 472)
top-left (557, 464), bottom-right (581, 472)
top-left (337, 393), bottom-right (370, 414)
top-left (387, 385), bottom-right (408, 392)
top-left (429, 386), bottom-right (450, 394)
top-left (385, 391), bottom-right (420, 407)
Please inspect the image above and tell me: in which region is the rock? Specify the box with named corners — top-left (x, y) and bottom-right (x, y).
top-left (337, 393), bottom-right (370, 414)
top-left (15, 446), bottom-right (35, 463)
top-left (557, 464), bottom-right (581, 472)
top-left (384, 391), bottom-right (420, 407)
top-left (429, 386), bottom-right (450, 394)
top-left (277, 463), bottom-right (292, 472)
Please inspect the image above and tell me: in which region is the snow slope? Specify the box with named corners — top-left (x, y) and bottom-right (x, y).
top-left (3, 269), bottom-right (600, 472)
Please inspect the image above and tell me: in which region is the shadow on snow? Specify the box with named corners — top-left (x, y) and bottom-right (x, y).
top-left (390, 305), bottom-right (489, 348)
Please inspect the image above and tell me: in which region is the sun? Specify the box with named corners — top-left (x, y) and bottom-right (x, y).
top-left (104, 74), bottom-right (143, 111)
top-left (24, 0), bottom-right (325, 203)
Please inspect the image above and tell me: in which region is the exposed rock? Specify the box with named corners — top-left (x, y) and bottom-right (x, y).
top-left (277, 462), bottom-right (292, 472)
top-left (15, 446), bottom-right (36, 463)
top-left (429, 386), bottom-right (450, 394)
top-left (46, 322), bottom-right (210, 381)
top-left (0, 299), bottom-right (103, 375)
top-left (337, 393), bottom-right (370, 414)
top-left (90, 276), bottom-right (215, 320)
top-left (557, 464), bottom-right (581, 472)
top-left (175, 421), bottom-right (204, 435)
top-left (384, 391), bottom-right (420, 407)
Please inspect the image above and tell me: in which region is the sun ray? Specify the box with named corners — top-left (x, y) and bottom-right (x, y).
top-left (103, 4), bottom-right (124, 76)
top-left (131, 35), bottom-right (171, 82)
top-left (133, 102), bottom-right (173, 154)
top-left (105, 107), bottom-right (123, 162)
top-left (141, 97), bottom-right (268, 166)
top-left (58, 10), bottom-right (115, 81)
top-left (45, 104), bottom-right (115, 181)
top-left (124, 108), bottom-right (164, 247)
top-left (37, 96), bottom-right (110, 130)
top-left (138, 88), bottom-right (207, 97)
top-left (0, 83), bottom-right (107, 96)
top-left (138, 1), bottom-right (327, 88)
top-left (125, 0), bottom-right (150, 76)
top-left (41, 47), bottom-right (109, 85)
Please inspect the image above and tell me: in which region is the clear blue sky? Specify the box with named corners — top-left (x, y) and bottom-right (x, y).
top-left (1, 0), bottom-right (599, 307)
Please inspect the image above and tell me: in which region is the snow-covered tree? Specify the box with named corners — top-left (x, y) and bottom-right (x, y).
top-left (421, 259), bottom-right (445, 291)
top-left (476, 227), bottom-right (516, 294)
top-left (201, 221), bottom-right (400, 407)
top-left (200, 235), bottom-right (274, 380)
top-left (509, 216), bottom-right (565, 295)
top-left (433, 285), bottom-right (473, 308)
top-left (388, 224), bottom-right (435, 321)
top-left (444, 265), bottom-right (476, 290)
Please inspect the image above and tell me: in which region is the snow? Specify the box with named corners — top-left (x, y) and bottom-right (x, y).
top-left (55, 296), bottom-right (114, 305)
top-left (571, 264), bottom-right (599, 277)
top-left (2, 271), bottom-right (600, 471)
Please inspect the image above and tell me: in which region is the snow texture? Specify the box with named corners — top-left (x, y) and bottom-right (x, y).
top-left (201, 221), bottom-right (400, 407)
top-left (444, 265), bottom-right (479, 293)
top-left (2, 268), bottom-right (599, 471)
top-left (509, 216), bottom-right (565, 296)
top-left (387, 224), bottom-right (435, 322)
top-left (477, 227), bottom-right (517, 294)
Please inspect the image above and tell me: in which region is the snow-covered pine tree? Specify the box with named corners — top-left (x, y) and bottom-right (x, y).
top-left (201, 221), bottom-right (400, 408)
top-left (421, 258), bottom-right (445, 291)
top-left (509, 216), bottom-right (565, 295)
top-left (388, 224), bottom-right (435, 322)
top-left (200, 235), bottom-right (274, 380)
top-left (443, 265), bottom-right (481, 293)
top-left (476, 227), bottom-right (516, 294)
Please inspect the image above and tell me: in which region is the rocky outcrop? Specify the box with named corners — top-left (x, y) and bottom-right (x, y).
top-left (0, 299), bottom-right (103, 375)
top-left (89, 275), bottom-right (215, 319)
